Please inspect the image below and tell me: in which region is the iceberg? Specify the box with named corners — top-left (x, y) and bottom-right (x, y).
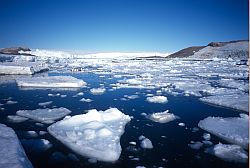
top-left (16, 107), bottom-right (72, 124)
top-left (198, 114), bottom-right (249, 149)
top-left (206, 143), bottom-right (248, 163)
top-left (148, 110), bottom-right (178, 123)
top-left (0, 62), bottom-right (48, 75)
top-left (48, 108), bottom-right (131, 162)
top-left (146, 96), bottom-right (168, 103)
top-left (0, 124), bottom-right (33, 168)
top-left (16, 76), bottom-right (87, 88)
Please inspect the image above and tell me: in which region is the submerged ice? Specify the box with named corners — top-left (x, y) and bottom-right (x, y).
top-left (48, 108), bottom-right (131, 162)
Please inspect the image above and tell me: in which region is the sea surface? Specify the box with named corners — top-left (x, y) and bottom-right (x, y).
top-left (0, 71), bottom-right (248, 168)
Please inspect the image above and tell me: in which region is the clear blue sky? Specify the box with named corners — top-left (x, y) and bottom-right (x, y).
top-left (0, 0), bottom-right (248, 52)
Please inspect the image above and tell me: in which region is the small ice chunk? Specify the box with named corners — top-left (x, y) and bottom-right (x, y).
top-left (149, 110), bottom-right (178, 123)
top-left (7, 115), bottom-right (28, 123)
top-left (203, 133), bottom-right (211, 140)
top-left (202, 140), bottom-right (213, 146)
top-left (129, 141), bottom-right (136, 145)
top-left (16, 107), bottom-right (72, 123)
top-left (188, 141), bottom-right (203, 150)
top-left (198, 114), bottom-right (249, 149)
top-left (178, 122), bottom-right (185, 126)
top-left (136, 166), bottom-right (146, 168)
top-left (140, 138), bottom-right (153, 149)
top-left (16, 76), bottom-right (86, 88)
top-left (48, 108), bottom-right (131, 162)
top-left (6, 100), bottom-right (18, 104)
top-left (38, 101), bottom-right (53, 106)
top-left (79, 98), bottom-right (93, 103)
top-left (90, 88), bottom-right (106, 95)
top-left (206, 143), bottom-right (248, 163)
top-left (21, 139), bottom-right (52, 153)
top-left (146, 96), bottom-right (168, 103)
top-left (0, 124), bottom-right (33, 168)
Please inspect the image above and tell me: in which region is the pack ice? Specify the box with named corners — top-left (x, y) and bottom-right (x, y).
top-left (0, 124), bottom-right (33, 168)
top-left (198, 114), bottom-right (249, 149)
top-left (16, 76), bottom-right (86, 88)
top-left (48, 108), bottom-right (131, 162)
top-left (16, 107), bottom-right (72, 124)
top-left (0, 62), bottom-right (48, 75)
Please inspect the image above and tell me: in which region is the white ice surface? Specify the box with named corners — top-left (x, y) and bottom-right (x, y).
top-left (200, 93), bottom-right (249, 112)
top-left (140, 137), bottom-right (153, 149)
top-left (0, 124), bottom-right (33, 168)
top-left (7, 115), bottom-right (28, 123)
top-left (149, 110), bottom-right (178, 123)
top-left (48, 108), bottom-right (131, 162)
top-left (206, 143), bottom-right (248, 163)
top-left (0, 62), bottom-right (48, 75)
top-left (146, 96), bottom-right (168, 103)
top-left (16, 76), bottom-right (86, 88)
top-left (198, 114), bottom-right (249, 149)
top-left (16, 107), bottom-right (72, 123)
top-left (90, 88), bottom-right (106, 95)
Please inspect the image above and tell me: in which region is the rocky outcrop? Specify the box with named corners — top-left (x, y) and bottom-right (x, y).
top-left (167, 46), bottom-right (206, 58)
top-left (0, 47), bottom-right (34, 56)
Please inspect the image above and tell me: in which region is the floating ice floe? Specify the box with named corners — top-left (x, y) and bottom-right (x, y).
top-left (48, 108), bottom-right (131, 162)
top-left (7, 115), bottom-right (28, 123)
top-left (139, 136), bottom-right (153, 149)
top-left (16, 107), bottom-right (72, 124)
top-left (79, 98), bottom-right (93, 103)
top-left (0, 124), bottom-right (33, 168)
top-left (0, 62), bottom-right (48, 75)
top-left (178, 122), bottom-right (185, 127)
top-left (6, 100), bottom-right (18, 105)
top-left (200, 93), bottom-right (249, 112)
top-left (38, 101), bottom-right (53, 106)
top-left (16, 76), bottom-right (86, 88)
top-left (198, 114), bottom-right (249, 149)
top-left (148, 110), bottom-right (178, 123)
top-left (90, 88), bottom-right (106, 95)
top-left (205, 143), bottom-right (248, 163)
top-left (203, 133), bottom-right (211, 140)
top-left (146, 96), bottom-right (168, 103)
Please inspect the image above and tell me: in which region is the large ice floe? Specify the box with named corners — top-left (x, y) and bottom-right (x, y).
top-left (146, 96), bottom-right (168, 103)
top-left (0, 124), bottom-right (33, 168)
top-left (206, 143), bottom-right (248, 163)
top-left (198, 114), bottom-right (249, 149)
top-left (16, 107), bottom-right (72, 124)
top-left (16, 76), bottom-right (86, 88)
top-left (148, 110), bottom-right (178, 123)
top-left (0, 62), bottom-right (48, 75)
top-left (48, 108), bottom-right (131, 162)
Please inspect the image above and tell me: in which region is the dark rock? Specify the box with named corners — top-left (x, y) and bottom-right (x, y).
top-left (0, 47), bottom-right (34, 56)
top-left (167, 46), bottom-right (206, 58)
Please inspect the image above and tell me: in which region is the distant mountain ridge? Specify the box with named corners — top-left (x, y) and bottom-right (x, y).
top-left (168, 40), bottom-right (249, 59)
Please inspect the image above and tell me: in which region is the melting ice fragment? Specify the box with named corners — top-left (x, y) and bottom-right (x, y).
top-left (48, 108), bottom-right (131, 162)
top-left (90, 88), bottom-right (106, 95)
top-left (0, 124), bottom-right (33, 168)
top-left (206, 143), bottom-right (248, 163)
top-left (148, 110), bottom-right (178, 123)
top-left (198, 114), bottom-right (249, 149)
top-left (16, 107), bottom-right (72, 124)
top-left (146, 96), bottom-right (168, 103)
top-left (16, 76), bottom-right (86, 88)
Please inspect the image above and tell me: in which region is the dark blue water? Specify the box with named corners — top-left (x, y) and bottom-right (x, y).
top-left (0, 72), bottom-right (248, 168)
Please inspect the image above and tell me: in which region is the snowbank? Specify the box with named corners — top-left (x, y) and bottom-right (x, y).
top-left (48, 108), bottom-right (131, 162)
top-left (0, 124), bottom-right (33, 168)
top-left (198, 114), bottom-right (249, 149)
top-left (16, 76), bottom-right (86, 88)
top-left (16, 107), bottom-right (72, 124)
top-left (0, 62), bottom-right (48, 75)
top-left (206, 143), bottom-right (248, 163)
